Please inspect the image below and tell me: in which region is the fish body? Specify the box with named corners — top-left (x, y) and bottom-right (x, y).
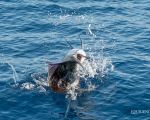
top-left (48, 49), bottom-right (87, 92)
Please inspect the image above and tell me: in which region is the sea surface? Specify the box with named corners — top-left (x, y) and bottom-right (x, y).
top-left (0, 0), bottom-right (150, 120)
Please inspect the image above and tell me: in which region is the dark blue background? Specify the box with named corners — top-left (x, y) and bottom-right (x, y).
top-left (0, 0), bottom-right (150, 120)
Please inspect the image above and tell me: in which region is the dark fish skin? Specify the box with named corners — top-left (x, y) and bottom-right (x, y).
top-left (48, 61), bottom-right (79, 92)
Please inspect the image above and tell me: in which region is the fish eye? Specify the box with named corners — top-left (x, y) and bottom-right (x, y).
top-left (77, 54), bottom-right (82, 61)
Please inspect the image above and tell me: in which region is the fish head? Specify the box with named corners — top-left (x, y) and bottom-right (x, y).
top-left (63, 49), bottom-right (87, 64)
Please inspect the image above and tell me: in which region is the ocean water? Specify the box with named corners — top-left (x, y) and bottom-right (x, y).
top-left (0, 0), bottom-right (150, 120)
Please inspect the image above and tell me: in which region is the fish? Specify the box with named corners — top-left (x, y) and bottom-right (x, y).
top-left (48, 39), bottom-right (89, 92)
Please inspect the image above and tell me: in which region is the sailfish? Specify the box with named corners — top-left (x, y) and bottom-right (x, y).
top-left (48, 38), bottom-right (89, 92)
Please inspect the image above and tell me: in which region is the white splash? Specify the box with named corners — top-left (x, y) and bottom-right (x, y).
top-left (88, 24), bottom-right (96, 37)
top-left (65, 42), bottom-right (114, 100)
top-left (7, 62), bottom-right (19, 86)
top-left (64, 55), bottom-right (114, 100)
top-left (66, 79), bottom-right (79, 100)
top-left (21, 82), bottom-right (35, 90)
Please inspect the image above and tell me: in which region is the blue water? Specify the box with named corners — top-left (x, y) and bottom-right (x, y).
top-left (0, 0), bottom-right (150, 120)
